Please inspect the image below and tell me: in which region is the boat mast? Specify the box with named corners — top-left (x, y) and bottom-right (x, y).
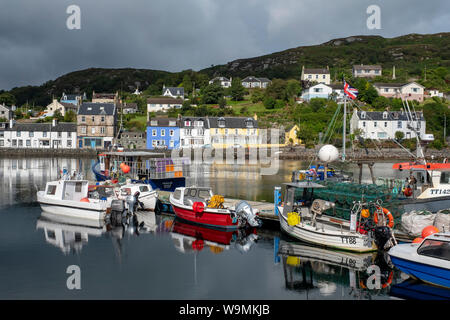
top-left (342, 94), bottom-right (347, 162)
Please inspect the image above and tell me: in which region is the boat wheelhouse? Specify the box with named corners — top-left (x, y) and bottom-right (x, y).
top-left (388, 232), bottom-right (450, 288)
top-left (93, 151), bottom-right (190, 192)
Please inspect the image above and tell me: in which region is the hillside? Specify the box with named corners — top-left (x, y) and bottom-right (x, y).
top-left (4, 32), bottom-right (450, 107)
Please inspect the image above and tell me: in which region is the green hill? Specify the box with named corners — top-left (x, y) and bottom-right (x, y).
top-left (3, 32), bottom-right (449, 107)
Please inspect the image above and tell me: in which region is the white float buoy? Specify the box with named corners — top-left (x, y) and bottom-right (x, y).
top-left (318, 144), bottom-right (339, 163)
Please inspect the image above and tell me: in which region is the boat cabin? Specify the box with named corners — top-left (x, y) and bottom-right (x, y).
top-left (416, 233), bottom-right (450, 260)
top-left (282, 181), bottom-right (326, 213)
top-left (172, 187), bottom-right (214, 206)
top-left (45, 180), bottom-right (90, 201)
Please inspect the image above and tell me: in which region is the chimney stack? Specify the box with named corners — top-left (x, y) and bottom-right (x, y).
top-left (52, 119), bottom-right (57, 127)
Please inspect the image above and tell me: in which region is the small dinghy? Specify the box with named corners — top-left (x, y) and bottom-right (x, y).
top-left (169, 186), bottom-right (262, 229)
top-left (388, 232), bottom-right (450, 288)
top-left (117, 183), bottom-right (158, 211)
top-left (278, 182), bottom-right (396, 253)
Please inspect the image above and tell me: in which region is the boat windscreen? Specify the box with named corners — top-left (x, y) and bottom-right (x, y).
top-left (417, 239), bottom-right (450, 261)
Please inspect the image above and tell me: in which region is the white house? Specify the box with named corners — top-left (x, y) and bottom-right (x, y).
top-left (0, 104), bottom-right (14, 121)
top-left (427, 88), bottom-right (444, 98)
top-left (241, 76), bottom-right (271, 89)
top-left (301, 83), bottom-right (332, 101)
top-left (350, 109), bottom-right (429, 141)
top-left (162, 86), bottom-right (184, 98)
top-left (209, 77), bottom-right (232, 88)
top-left (179, 117), bottom-right (211, 148)
top-left (0, 120), bottom-right (77, 149)
top-left (352, 64), bottom-right (382, 78)
top-left (147, 97), bottom-right (183, 117)
top-left (373, 82), bottom-right (425, 102)
top-left (301, 66), bottom-right (330, 85)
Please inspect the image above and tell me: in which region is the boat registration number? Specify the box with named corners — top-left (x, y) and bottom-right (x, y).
top-left (429, 189), bottom-right (450, 195)
top-left (340, 236), bottom-right (356, 245)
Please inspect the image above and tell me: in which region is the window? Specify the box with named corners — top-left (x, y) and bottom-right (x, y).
top-left (374, 122), bottom-right (377, 127)
top-left (100, 127), bottom-right (105, 134)
top-left (0, 132), bottom-right (3, 138)
top-left (58, 132), bottom-right (62, 138)
top-left (91, 127), bottom-right (95, 134)
top-left (195, 121), bottom-right (204, 127)
top-left (18, 140), bottom-right (23, 147)
top-left (235, 129), bottom-right (238, 134)
top-left (169, 140), bottom-right (174, 148)
top-left (139, 186), bottom-right (149, 193)
top-left (361, 112), bottom-right (366, 119)
top-left (417, 239), bottom-right (450, 261)
top-left (0, 140), bottom-right (3, 147)
top-left (26, 140), bottom-right (31, 147)
top-left (152, 129), bottom-right (157, 137)
top-left (218, 118), bottom-right (225, 127)
top-left (412, 88), bottom-right (418, 93)
top-left (81, 116), bottom-right (85, 122)
top-left (68, 132), bottom-right (72, 138)
top-left (43, 131), bottom-right (47, 137)
top-left (29, 131), bottom-right (34, 137)
top-left (67, 140), bottom-right (72, 147)
top-left (198, 129), bottom-right (204, 136)
top-left (398, 121), bottom-right (402, 128)
top-left (150, 120), bottom-right (157, 126)
top-left (12, 140), bottom-right (17, 147)
top-left (384, 122), bottom-right (387, 127)
top-left (169, 130), bottom-right (174, 137)
top-left (81, 126), bottom-right (86, 134)
top-left (185, 129), bottom-right (192, 136)
top-left (75, 182), bottom-right (82, 192)
top-left (91, 116), bottom-right (95, 122)
top-left (173, 189), bottom-right (181, 200)
top-left (377, 132), bottom-right (387, 138)
top-left (184, 120), bottom-right (191, 127)
top-left (362, 121), bottom-right (366, 127)
top-left (42, 140), bottom-right (49, 146)
top-left (169, 121), bottom-right (176, 126)
top-left (225, 128), bottom-right (228, 134)
top-left (215, 129), bottom-right (219, 134)
top-left (384, 88), bottom-right (389, 92)
top-left (308, 75), bottom-right (312, 79)
top-left (46, 185), bottom-right (57, 195)
top-left (161, 129), bottom-right (165, 137)
top-left (383, 112), bottom-right (388, 119)
top-left (101, 116), bottom-right (105, 122)
top-left (17, 131), bottom-right (21, 137)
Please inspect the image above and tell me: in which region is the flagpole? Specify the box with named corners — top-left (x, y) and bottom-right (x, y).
top-left (342, 84), bottom-right (347, 162)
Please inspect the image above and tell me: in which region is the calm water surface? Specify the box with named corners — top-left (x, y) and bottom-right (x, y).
top-left (0, 157), bottom-right (443, 300)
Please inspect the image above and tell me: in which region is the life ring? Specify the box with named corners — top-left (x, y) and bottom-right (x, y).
top-left (374, 207), bottom-right (394, 228)
top-left (193, 202), bottom-right (205, 213)
top-left (403, 187), bottom-right (412, 197)
top-left (382, 271), bottom-right (394, 289)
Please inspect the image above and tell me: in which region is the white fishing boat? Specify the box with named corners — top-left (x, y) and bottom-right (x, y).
top-left (388, 232), bottom-right (450, 288)
top-left (278, 182), bottom-right (396, 253)
top-left (37, 179), bottom-right (113, 221)
top-left (118, 183), bottom-right (158, 211)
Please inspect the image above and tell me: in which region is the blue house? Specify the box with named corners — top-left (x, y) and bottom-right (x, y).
top-left (147, 118), bottom-right (180, 150)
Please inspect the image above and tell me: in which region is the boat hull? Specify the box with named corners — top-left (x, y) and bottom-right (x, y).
top-left (279, 212), bottom-right (377, 253)
top-left (389, 256), bottom-right (450, 288)
top-left (172, 204), bottom-right (240, 230)
top-left (137, 191), bottom-right (158, 211)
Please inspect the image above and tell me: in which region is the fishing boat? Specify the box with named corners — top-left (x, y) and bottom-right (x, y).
top-left (169, 186), bottom-right (262, 229)
top-left (92, 151), bottom-right (190, 192)
top-left (388, 232), bottom-right (450, 288)
top-left (277, 181), bottom-right (397, 252)
top-left (117, 182), bottom-right (158, 211)
top-left (37, 178), bottom-right (113, 221)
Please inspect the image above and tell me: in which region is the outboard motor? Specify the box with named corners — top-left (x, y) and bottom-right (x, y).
top-left (235, 233), bottom-right (259, 253)
top-left (373, 226), bottom-right (393, 251)
top-left (110, 199), bottom-right (127, 226)
top-left (126, 193), bottom-right (138, 214)
top-left (235, 201), bottom-right (262, 228)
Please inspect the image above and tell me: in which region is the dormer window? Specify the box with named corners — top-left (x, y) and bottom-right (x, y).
top-left (383, 112), bottom-right (388, 119)
top-left (245, 119), bottom-right (254, 128)
top-left (169, 121), bottom-right (176, 126)
top-left (218, 117), bottom-right (225, 128)
top-left (150, 120), bottom-right (157, 126)
top-left (195, 120), bottom-right (204, 127)
top-left (361, 112), bottom-right (366, 119)
top-left (184, 120), bottom-right (191, 127)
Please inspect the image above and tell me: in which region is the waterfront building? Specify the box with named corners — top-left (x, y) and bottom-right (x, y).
top-left (241, 76), bottom-right (271, 89)
top-left (301, 66), bottom-right (331, 85)
top-left (373, 82), bottom-right (425, 102)
top-left (179, 117), bottom-right (210, 148)
top-left (0, 119), bottom-right (77, 148)
top-left (209, 116), bottom-right (259, 148)
top-left (350, 109), bottom-right (427, 140)
top-left (147, 117), bottom-right (180, 150)
top-left (426, 88), bottom-right (444, 98)
top-left (121, 102), bottom-right (138, 114)
top-left (147, 97), bottom-right (183, 115)
top-left (285, 125), bottom-right (302, 146)
top-left (77, 102), bottom-right (117, 149)
top-left (352, 64), bottom-right (382, 78)
top-left (117, 130), bottom-right (146, 149)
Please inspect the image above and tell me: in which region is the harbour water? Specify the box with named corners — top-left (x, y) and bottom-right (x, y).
top-left (0, 157), bottom-right (446, 300)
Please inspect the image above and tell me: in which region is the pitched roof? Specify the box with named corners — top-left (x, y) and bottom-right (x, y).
top-left (7, 122), bottom-right (77, 132)
top-left (303, 68), bottom-right (330, 74)
top-left (355, 110), bottom-right (424, 121)
top-left (92, 92), bottom-right (117, 99)
top-left (147, 97), bottom-right (183, 104)
top-left (353, 65), bottom-right (382, 70)
top-left (180, 117), bottom-right (210, 128)
top-left (208, 117), bottom-right (258, 129)
top-left (78, 103), bottom-right (116, 115)
top-left (163, 87), bottom-right (184, 97)
top-left (147, 117), bottom-right (180, 127)
top-left (373, 82), bottom-right (425, 89)
top-left (211, 76), bottom-right (230, 82)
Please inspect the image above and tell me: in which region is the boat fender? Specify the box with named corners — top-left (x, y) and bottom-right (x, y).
top-left (287, 212), bottom-right (301, 226)
top-left (80, 197), bottom-right (90, 203)
top-left (374, 207), bottom-right (394, 228)
top-left (193, 202), bottom-right (205, 214)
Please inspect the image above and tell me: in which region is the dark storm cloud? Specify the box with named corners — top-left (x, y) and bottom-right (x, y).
top-left (0, 0), bottom-right (449, 90)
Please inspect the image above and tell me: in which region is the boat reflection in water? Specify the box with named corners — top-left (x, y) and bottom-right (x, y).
top-left (277, 240), bottom-right (396, 299)
top-left (36, 210), bottom-right (172, 257)
top-left (390, 279), bottom-right (450, 300)
top-left (170, 219), bottom-right (259, 255)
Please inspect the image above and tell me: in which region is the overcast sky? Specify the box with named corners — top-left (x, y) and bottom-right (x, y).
top-left (0, 0), bottom-right (449, 90)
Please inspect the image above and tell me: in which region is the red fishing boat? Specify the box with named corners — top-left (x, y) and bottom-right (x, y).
top-left (169, 187), bottom-right (262, 229)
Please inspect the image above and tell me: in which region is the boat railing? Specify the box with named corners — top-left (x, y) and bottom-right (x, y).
top-left (109, 157), bottom-right (190, 179)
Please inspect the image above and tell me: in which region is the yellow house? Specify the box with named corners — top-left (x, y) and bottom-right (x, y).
top-left (285, 124), bottom-right (302, 146)
top-left (209, 115), bottom-right (259, 148)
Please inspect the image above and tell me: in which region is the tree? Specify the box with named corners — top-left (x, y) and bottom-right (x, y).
top-left (230, 77), bottom-right (245, 101)
top-left (218, 97), bottom-right (227, 109)
top-left (263, 97), bottom-right (276, 109)
top-left (64, 110), bottom-right (76, 122)
top-left (0, 92), bottom-right (16, 105)
top-left (182, 74), bottom-right (193, 96)
top-left (265, 79), bottom-right (287, 101)
top-left (285, 79), bottom-right (302, 99)
top-left (200, 82), bottom-right (223, 104)
top-left (395, 131), bottom-right (405, 141)
top-left (251, 88), bottom-right (264, 103)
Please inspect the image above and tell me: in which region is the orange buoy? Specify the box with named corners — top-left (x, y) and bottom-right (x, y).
top-left (403, 187), bottom-right (413, 197)
top-left (80, 197), bottom-right (90, 203)
top-left (374, 207), bottom-right (395, 228)
top-left (120, 163), bottom-right (125, 168)
top-left (361, 209), bottom-right (370, 218)
top-left (122, 164), bottom-right (130, 173)
top-left (421, 225), bottom-right (439, 238)
top-left (412, 237), bottom-right (423, 243)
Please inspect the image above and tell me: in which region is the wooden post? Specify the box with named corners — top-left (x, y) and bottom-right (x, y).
top-left (358, 163), bottom-right (363, 185)
top-left (368, 162), bottom-right (376, 184)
